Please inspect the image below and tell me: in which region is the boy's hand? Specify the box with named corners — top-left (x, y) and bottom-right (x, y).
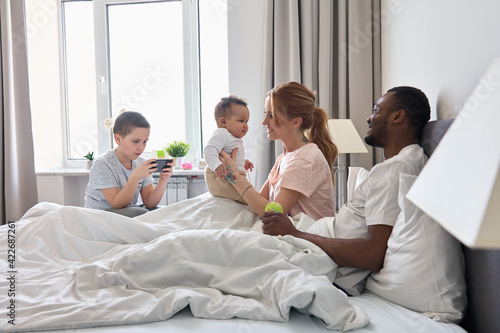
top-left (133, 159), bottom-right (157, 179)
top-left (214, 164), bottom-right (226, 179)
top-left (158, 161), bottom-right (174, 180)
top-left (244, 159), bottom-right (254, 172)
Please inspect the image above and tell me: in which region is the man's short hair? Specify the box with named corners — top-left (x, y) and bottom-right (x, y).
top-left (387, 86), bottom-right (431, 136)
top-left (113, 111), bottom-right (150, 137)
top-left (214, 95), bottom-right (248, 121)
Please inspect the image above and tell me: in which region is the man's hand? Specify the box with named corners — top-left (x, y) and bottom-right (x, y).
top-left (262, 212), bottom-right (299, 236)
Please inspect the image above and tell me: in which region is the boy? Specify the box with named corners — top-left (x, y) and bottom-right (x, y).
top-left (84, 111), bottom-right (173, 217)
top-left (204, 96), bottom-right (254, 204)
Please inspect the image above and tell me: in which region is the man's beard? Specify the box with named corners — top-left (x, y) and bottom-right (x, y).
top-left (364, 124), bottom-right (387, 148)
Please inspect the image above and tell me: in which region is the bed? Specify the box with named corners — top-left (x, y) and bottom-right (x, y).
top-left (0, 119), bottom-right (497, 333)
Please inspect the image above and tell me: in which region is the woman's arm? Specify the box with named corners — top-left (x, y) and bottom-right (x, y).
top-left (219, 150), bottom-right (302, 217)
top-left (259, 179), bottom-right (270, 200)
top-left (218, 150), bottom-right (270, 217)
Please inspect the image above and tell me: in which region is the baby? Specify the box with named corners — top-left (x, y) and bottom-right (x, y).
top-left (203, 95), bottom-right (254, 204)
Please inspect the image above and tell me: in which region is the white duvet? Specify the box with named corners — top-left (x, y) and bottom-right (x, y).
top-left (0, 194), bottom-right (369, 332)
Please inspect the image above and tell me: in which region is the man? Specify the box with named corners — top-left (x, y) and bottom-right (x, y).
top-left (262, 86), bottom-right (431, 273)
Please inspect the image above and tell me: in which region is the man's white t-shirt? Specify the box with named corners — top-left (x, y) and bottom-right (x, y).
top-left (332, 144), bottom-right (427, 295)
top-left (335, 144), bottom-right (428, 239)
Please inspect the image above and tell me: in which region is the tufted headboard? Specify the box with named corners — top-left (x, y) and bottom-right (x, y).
top-left (420, 119), bottom-right (500, 333)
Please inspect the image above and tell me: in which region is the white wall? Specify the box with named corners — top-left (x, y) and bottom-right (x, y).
top-left (381, 0), bottom-right (500, 119)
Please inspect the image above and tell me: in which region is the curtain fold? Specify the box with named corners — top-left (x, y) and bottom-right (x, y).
top-left (341, 0), bottom-right (383, 169)
top-left (256, 0), bottom-right (381, 189)
top-left (256, 0), bottom-right (335, 188)
top-left (1, 0), bottom-right (38, 224)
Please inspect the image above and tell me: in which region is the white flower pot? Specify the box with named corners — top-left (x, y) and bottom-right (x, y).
top-left (174, 157), bottom-right (183, 169)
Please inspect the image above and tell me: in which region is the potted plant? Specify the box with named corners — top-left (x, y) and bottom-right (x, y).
top-left (84, 152), bottom-right (94, 170)
top-left (164, 140), bottom-right (190, 169)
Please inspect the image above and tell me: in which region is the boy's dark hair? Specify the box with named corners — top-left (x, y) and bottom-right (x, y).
top-left (387, 86), bottom-right (431, 135)
top-left (113, 111), bottom-right (150, 136)
top-left (214, 95), bottom-right (248, 121)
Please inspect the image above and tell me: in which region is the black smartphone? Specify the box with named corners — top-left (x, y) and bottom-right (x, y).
top-left (152, 159), bottom-right (173, 172)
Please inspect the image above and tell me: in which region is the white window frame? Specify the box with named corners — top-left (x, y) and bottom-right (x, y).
top-left (59, 0), bottom-right (202, 166)
top-left (58, 0), bottom-right (97, 167)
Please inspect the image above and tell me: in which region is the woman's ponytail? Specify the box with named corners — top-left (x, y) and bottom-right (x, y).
top-left (269, 82), bottom-right (338, 183)
top-left (307, 107), bottom-right (338, 184)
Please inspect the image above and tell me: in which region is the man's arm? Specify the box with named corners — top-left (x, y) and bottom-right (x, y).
top-left (262, 212), bottom-right (392, 272)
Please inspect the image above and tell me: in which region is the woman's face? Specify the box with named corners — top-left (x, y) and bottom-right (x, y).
top-left (262, 96), bottom-right (287, 141)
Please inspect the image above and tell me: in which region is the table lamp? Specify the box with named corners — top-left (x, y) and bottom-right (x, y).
top-left (328, 119), bottom-right (368, 212)
top-left (406, 58), bottom-right (500, 249)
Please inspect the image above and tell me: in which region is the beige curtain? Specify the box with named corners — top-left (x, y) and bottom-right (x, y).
top-left (0, 0), bottom-right (38, 224)
top-left (256, 0), bottom-right (335, 187)
top-left (256, 0), bottom-right (382, 189)
top-left (337, 0), bottom-right (383, 170)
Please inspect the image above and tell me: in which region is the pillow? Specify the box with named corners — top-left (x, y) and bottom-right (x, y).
top-left (364, 173), bottom-right (467, 323)
top-left (346, 167), bottom-right (369, 202)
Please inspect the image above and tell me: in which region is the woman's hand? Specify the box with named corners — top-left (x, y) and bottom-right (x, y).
top-left (219, 149), bottom-right (240, 180)
top-left (214, 164), bottom-right (226, 179)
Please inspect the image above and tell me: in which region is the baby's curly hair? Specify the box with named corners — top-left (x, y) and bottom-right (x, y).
top-left (214, 95), bottom-right (248, 124)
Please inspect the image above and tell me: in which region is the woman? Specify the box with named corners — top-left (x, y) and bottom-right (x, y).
top-left (219, 81), bottom-right (337, 219)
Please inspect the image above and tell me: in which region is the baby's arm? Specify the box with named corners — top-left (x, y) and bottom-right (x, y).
top-left (244, 159), bottom-right (254, 172)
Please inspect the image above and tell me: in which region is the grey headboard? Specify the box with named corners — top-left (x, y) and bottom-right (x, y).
top-left (420, 119), bottom-right (500, 333)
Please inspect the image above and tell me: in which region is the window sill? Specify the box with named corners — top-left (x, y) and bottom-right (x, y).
top-left (36, 168), bottom-right (206, 177)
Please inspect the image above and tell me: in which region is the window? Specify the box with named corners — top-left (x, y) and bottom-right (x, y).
top-left (27, 0), bottom-right (229, 169)
top-left (61, 0), bottom-right (98, 163)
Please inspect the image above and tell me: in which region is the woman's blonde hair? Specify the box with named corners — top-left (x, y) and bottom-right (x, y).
top-left (267, 81), bottom-right (338, 182)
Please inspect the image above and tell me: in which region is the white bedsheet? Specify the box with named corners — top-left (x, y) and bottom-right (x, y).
top-left (0, 194), bottom-right (369, 332)
top-left (35, 295), bottom-right (467, 333)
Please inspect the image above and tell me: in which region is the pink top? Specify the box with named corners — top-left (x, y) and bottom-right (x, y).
top-left (268, 143), bottom-right (335, 220)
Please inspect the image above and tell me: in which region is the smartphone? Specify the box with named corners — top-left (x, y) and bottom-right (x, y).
top-left (152, 159), bottom-right (173, 172)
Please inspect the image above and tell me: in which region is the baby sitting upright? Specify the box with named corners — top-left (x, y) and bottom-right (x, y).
top-left (203, 95), bottom-right (254, 204)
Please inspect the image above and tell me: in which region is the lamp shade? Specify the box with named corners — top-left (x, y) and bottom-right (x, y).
top-left (328, 119), bottom-right (368, 154)
top-left (407, 58), bottom-right (500, 249)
